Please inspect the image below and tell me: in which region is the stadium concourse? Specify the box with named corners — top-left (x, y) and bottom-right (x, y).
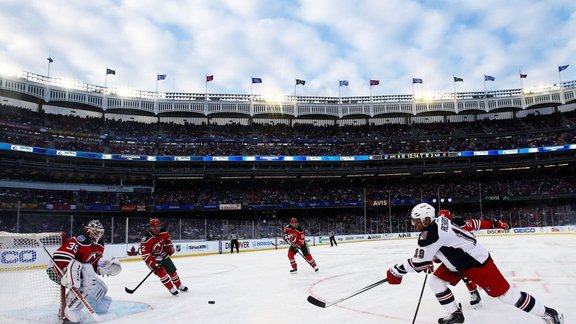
top-left (3, 234), bottom-right (574, 324)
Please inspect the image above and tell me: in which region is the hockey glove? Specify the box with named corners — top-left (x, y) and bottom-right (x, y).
top-left (386, 264), bottom-right (405, 285)
top-left (493, 219), bottom-right (510, 229)
top-left (98, 257), bottom-right (122, 276)
top-left (146, 259), bottom-right (161, 271)
top-left (166, 244), bottom-right (175, 256)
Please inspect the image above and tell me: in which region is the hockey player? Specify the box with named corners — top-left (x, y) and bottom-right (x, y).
top-left (51, 220), bottom-right (122, 323)
top-left (283, 217), bottom-right (318, 273)
top-left (436, 209), bottom-right (510, 307)
top-left (386, 203), bottom-right (563, 324)
top-left (140, 218), bottom-right (188, 295)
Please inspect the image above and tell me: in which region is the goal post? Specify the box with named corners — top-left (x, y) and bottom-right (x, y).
top-left (0, 231), bottom-right (66, 323)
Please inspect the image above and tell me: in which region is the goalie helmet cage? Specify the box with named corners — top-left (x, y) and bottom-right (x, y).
top-left (0, 231), bottom-right (66, 323)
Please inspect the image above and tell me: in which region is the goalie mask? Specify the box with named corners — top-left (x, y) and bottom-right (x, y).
top-left (85, 220), bottom-right (104, 242)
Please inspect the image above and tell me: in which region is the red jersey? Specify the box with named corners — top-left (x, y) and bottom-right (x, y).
top-left (283, 224), bottom-right (305, 247)
top-left (140, 228), bottom-right (174, 268)
top-left (459, 219), bottom-right (495, 232)
top-left (53, 233), bottom-right (104, 272)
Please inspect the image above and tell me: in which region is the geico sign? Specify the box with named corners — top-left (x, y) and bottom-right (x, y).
top-left (1, 250), bottom-right (37, 264)
top-left (514, 228), bottom-right (536, 234)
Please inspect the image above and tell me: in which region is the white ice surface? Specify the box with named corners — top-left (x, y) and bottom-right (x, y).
top-left (7, 234), bottom-right (576, 323)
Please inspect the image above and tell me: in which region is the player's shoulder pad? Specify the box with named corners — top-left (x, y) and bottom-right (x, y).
top-left (417, 222), bottom-right (439, 247)
top-left (159, 227), bottom-right (169, 235)
top-left (141, 232), bottom-right (153, 242)
top-left (451, 216), bottom-right (465, 227)
top-left (75, 233), bottom-right (91, 246)
top-left (295, 226), bottom-right (304, 232)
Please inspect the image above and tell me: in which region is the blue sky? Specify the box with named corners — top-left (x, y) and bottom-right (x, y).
top-left (0, 0), bottom-right (574, 98)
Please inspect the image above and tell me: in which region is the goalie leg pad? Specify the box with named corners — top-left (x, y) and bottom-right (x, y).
top-left (61, 260), bottom-right (82, 289)
top-left (64, 290), bottom-right (85, 322)
top-left (90, 295), bottom-right (112, 314)
top-left (81, 265), bottom-right (109, 302)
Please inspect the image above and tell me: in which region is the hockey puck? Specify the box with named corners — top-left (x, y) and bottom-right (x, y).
top-left (208, 301), bottom-right (215, 304)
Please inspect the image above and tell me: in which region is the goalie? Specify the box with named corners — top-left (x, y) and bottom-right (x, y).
top-left (49, 220), bottom-right (122, 323)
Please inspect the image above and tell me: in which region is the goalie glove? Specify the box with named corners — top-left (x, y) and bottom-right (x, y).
top-left (98, 257), bottom-right (122, 276)
top-left (61, 259), bottom-right (83, 289)
top-left (493, 219), bottom-right (510, 229)
top-left (386, 264), bottom-right (406, 285)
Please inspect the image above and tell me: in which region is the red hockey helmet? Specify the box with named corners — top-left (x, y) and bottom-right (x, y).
top-left (437, 209), bottom-right (453, 220)
top-left (290, 217), bottom-right (298, 224)
top-left (149, 218), bottom-right (161, 227)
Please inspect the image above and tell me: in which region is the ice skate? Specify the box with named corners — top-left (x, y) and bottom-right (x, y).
top-left (470, 289), bottom-right (481, 308)
top-left (438, 304), bottom-right (464, 324)
top-left (542, 307), bottom-right (564, 324)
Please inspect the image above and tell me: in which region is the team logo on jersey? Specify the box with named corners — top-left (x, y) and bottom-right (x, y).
top-left (419, 231), bottom-right (428, 240)
top-left (141, 236), bottom-right (147, 242)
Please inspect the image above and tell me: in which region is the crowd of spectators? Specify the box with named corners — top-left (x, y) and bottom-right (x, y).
top-left (1, 203), bottom-right (574, 243)
top-left (1, 174), bottom-right (574, 208)
top-left (1, 104), bottom-right (575, 156)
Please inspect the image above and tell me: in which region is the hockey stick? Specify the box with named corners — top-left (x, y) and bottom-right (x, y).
top-left (411, 272), bottom-right (429, 324)
top-left (124, 259), bottom-right (164, 294)
top-left (307, 278), bottom-right (388, 308)
top-left (41, 244), bottom-right (103, 322)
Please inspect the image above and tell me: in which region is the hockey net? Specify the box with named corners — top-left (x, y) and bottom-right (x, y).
top-left (0, 231), bottom-right (65, 323)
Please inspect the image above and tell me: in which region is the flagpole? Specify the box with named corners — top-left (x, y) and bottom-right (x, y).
top-left (294, 79), bottom-right (297, 103)
top-left (156, 77), bottom-right (159, 100)
top-left (205, 76), bottom-right (209, 115)
top-left (483, 78), bottom-right (488, 112)
top-left (453, 76), bottom-right (458, 114)
top-left (47, 58), bottom-right (52, 78)
top-left (411, 77), bottom-right (416, 115)
top-left (369, 81), bottom-right (374, 117)
top-left (105, 73), bottom-right (108, 89)
top-left (338, 83), bottom-right (341, 104)
top-left (250, 78), bottom-right (254, 116)
top-left (369, 80), bottom-right (373, 102)
top-left (520, 70), bottom-right (526, 109)
top-left (558, 65), bottom-right (565, 104)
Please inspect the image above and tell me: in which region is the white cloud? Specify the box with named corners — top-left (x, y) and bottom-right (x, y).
top-left (0, 0), bottom-right (574, 97)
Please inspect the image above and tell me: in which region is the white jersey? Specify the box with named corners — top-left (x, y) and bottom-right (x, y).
top-left (401, 216), bottom-right (490, 273)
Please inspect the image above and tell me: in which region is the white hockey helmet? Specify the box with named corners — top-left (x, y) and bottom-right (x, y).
top-left (410, 203), bottom-right (436, 225)
top-left (85, 220), bottom-right (104, 242)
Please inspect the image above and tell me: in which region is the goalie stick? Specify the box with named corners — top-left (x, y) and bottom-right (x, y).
top-left (41, 244), bottom-right (103, 322)
top-left (125, 258), bottom-right (165, 294)
top-left (307, 278), bottom-right (388, 308)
